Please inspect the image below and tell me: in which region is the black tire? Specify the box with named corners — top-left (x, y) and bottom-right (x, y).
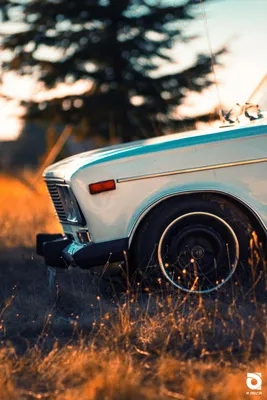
top-left (129, 193), bottom-right (266, 297)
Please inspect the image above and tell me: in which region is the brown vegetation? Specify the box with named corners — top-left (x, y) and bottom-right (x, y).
top-left (0, 173), bottom-right (267, 400)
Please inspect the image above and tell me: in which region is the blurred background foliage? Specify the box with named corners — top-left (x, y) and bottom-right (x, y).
top-left (0, 0), bottom-right (224, 143)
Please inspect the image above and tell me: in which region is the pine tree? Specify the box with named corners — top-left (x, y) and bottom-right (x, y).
top-left (1, 0), bottom-right (224, 142)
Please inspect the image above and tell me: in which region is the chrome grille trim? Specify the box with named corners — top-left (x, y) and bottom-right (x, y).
top-left (45, 179), bottom-right (85, 225)
top-left (46, 180), bottom-right (68, 223)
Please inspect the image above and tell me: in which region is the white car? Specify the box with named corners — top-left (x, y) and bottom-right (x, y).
top-left (37, 115), bottom-right (267, 294)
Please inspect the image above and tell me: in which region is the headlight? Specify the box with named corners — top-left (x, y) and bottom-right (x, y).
top-left (57, 184), bottom-right (84, 224)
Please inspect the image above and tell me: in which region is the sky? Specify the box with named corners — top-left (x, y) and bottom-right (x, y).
top-left (0, 0), bottom-right (267, 140)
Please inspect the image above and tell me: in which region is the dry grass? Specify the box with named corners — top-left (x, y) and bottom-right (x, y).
top-left (0, 171), bottom-right (61, 248)
top-left (0, 172), bottom-right (267, 400)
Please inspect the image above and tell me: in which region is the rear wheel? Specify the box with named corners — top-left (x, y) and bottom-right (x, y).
top-left (129, 194), bottom-right (266, 296)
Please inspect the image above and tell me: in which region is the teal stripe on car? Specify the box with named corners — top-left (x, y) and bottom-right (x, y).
top-left (83, 123), bottom-right (267, 168)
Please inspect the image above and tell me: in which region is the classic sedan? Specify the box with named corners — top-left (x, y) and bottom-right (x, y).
top-left (37, 117), bottom-right (267, 294)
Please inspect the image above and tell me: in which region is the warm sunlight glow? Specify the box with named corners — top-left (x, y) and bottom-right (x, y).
top-left (0, 0), bottom-right (267, 140)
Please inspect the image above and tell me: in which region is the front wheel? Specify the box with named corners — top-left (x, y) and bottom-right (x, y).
top-left (129, 194), bottom-right (265, 295)
top-left (157, 211), bottom-right (239, 293)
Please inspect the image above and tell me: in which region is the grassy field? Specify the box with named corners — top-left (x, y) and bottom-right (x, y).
top-left (0, 173), bottom-right (267, 400)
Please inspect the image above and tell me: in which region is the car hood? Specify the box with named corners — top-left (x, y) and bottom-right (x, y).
top-left (44, 137), bottom-right (157, 180)
top-left (43, 120), bottom-right (267, 181)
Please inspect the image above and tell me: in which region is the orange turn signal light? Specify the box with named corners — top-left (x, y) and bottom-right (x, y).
top-left (89, 179), bottom-right (116, 195)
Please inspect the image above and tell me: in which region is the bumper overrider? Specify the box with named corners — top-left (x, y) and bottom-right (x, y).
top-left (36, 234), bottom-right (129, 269)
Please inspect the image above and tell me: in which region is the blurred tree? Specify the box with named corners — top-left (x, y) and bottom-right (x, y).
top-left (0, 0), bottom-right (224, 142)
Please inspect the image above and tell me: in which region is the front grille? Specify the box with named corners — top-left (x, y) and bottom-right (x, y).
top-left (46, 180), bottom-right (68, 223)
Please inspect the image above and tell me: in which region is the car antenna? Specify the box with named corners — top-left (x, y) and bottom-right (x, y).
top-left (199, 0), bottom-right (224, 124)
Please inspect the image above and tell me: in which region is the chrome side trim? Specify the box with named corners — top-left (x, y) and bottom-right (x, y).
top-left (128, 189), bottom-right (267, 245)
top-left (117, 157), bottom-right (267, 183)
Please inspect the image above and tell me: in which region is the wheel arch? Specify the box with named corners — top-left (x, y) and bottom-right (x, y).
top-left (128, 190), bottom-right (267, 247)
